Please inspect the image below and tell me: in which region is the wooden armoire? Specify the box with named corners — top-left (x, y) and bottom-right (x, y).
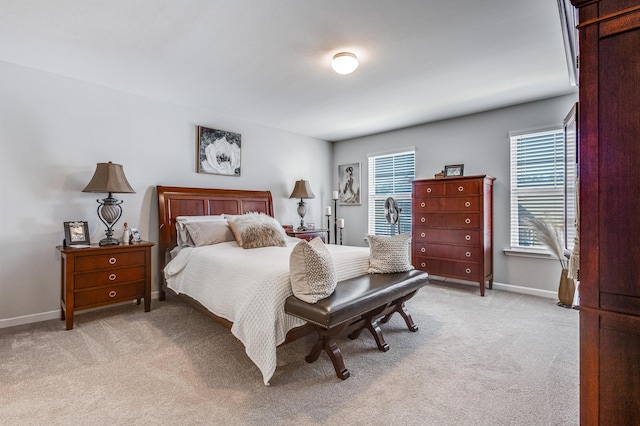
top-left (570, 1), bottom-right (640, 424)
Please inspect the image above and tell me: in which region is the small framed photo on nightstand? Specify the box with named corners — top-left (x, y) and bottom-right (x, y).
top-left (306, 223), bottom-right (315, 230)
top-left (63, 221), bottom-right (90, 247)
top-left (130, 227), bottom-right (142, 243)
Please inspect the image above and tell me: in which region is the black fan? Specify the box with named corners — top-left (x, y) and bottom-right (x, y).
top-left (384, 197), bottom-right (402, 234)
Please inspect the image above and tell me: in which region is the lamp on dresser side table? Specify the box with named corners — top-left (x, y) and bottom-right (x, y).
top-left (57, 241), bottom-right (154, 330)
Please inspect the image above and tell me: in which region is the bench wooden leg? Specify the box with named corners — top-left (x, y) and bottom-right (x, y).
top-left (381, 291), bottom-right (420, 332)
top-left (306, 325), bottom-right (351, 380)
top-left (365, 319), bottom-right (390, 352)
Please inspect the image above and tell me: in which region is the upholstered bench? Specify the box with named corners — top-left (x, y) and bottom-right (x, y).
top-left (284, 270), bottom-right (429, 379)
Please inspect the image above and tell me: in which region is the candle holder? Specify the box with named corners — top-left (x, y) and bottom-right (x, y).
top-left (326, 213), bottom-right (332, 244)
top-left (339, 228), bottom-right (343, 245)
top-left (332, 193), bottom-right (339, 245)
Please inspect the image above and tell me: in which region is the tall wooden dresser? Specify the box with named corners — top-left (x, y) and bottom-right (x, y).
top-left (412, 175), bottom-right (494, 296)
top-left (570, 0), bottom-right (640, 423)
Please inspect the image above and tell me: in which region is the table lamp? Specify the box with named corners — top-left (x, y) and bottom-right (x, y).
top-left (289, 179), bottom-right (315, 231)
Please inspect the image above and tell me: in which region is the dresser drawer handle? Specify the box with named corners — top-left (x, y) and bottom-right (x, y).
top-left (465, 268), bottom-right (472, 274)
top-left (465, 235), bottom-right (471, 241)
top-left (465, 218), bottom-right (471, 224)
top-left (426, 188), bottom-right (432, 193)
top-left (421, 202), bottom-right (425, 207)
top-left (421, 232), bottom-right (426, 238)
top-left (421, 217), bottom-right (425, 222)
top-left (466, 251), bottom-right (472, 257)
top-left (465, 201), bottom-right (471, 208)
top-left (458, 186), bottom-right (464, 192)
top-left (108, 290), bottom-right (117, 298)
top-left (108, 257), bottom-right (117, 265)
top-left (421, 262), bottom-right (426, 268)
top-left (421, 247), bottom-right (425, 253)
top-left (108, 274), bottom-right (117, 281)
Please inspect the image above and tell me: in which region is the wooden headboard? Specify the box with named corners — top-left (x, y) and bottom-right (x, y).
top-left (156, 185), bottom-right (274, 279)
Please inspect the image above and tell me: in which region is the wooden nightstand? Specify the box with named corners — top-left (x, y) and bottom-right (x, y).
top-left (57, 241), bottom-right (154, 330)
top-left (285, 228), bottom-right (328, 242)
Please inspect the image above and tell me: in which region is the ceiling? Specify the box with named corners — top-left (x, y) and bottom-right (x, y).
top-left (0, 0), bottom-right (576, 141)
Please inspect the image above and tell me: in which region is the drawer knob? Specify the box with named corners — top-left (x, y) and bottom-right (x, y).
top-left (421, 262), bottom-right (426, 268)
top-left (426, 188), bottom-right (432, 193)
top-left (421, 202), bottom-right (425, 207)
top-left (458, 186), bottom-right (464, 192)
top-left (108, 274), bottom-right (116, 281)
top-left (465, 218), bottom-right (471, 224)
top-left (465, 234), bottom-right (471, 241)
top-left (421, 232), bottom-right (426, 238)
top-left (421, 247), bottom-right (425, 253)
top-left (465, 201), bottom-right (471, 208)
top-left (108, 290), bottom-right (117, 298)
top-left (421, 217), bottom-right (425, 223)
top-left (465, 268), bottom-right (472, 274)
top-left (109, 257), bottom-right (117, 265)
top-left (466, 251), bottom-right (472, 257)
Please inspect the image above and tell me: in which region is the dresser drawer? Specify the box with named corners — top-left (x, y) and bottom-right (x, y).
top-left (413, 228), bottom-right (481, 246)
top-left (414, 180), bottom-right (480, 197)
top-left (414, 213), bottom-right (480, 229)
top-left (414, 242), bottom-right (482, 262)
top-left (414, 196), bottom-right (480, 212)
top-left (74, 250), bottom-right (146, 272)
top-left (74, 266), bottom-right (146, 290)
top-left (413, 257), bottom-right (482, 281)
top-left (74, 282), bottom-right (145, 308)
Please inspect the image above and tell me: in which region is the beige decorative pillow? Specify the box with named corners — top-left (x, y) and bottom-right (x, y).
top-left (184, 221), bottom-right (234, 247)
top-left (227, 213), bottom-right (287, 249)
top-left (366, 233), bottom-right (414, 274)
top-left (290, 238), bottom-right (338, 303)
top-left (175, 215), bottom-right (226, 247)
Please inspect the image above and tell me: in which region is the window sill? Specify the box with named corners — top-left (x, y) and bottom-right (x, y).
top-left (503, 248), bottom-right (558, 260)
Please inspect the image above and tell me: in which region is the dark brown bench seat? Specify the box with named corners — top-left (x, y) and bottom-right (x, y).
top-left (284, 270), bottom-right (429, 379)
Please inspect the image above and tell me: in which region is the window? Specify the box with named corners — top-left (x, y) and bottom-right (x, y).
top-left (367, 149), bottom-right (415, 236)
top-left (510, 128), bottom-right (575, 251)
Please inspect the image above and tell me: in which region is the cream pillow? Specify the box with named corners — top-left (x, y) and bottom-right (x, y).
top-left (183, 221), bottom-right (234, 247)
top-left (227, 212), bottom-right (287, 249)
top-left (175, 215), bottom-right (226, 247)
top-left (289, 238), bottom-right (338, 303)
top-left (366, 233), bottom-right (414, 274)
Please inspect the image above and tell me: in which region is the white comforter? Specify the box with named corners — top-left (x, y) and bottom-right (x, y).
top-left (164, 239), bottom-right (371, 384)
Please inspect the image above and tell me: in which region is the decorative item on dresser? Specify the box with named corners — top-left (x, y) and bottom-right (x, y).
top-left (57, 241), bottom-right (154, 330)
top-left (285, 228), bottom-right (328, 243)
top-left (570, 0), bottom-right (640, 422)
top-left (412, 175), bottom-right (495, 296)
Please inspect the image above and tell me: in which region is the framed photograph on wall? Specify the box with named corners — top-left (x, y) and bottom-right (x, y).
top-left (338, 162), bottom-right (361, 205)
top-left (444, 164), bottom-right (464, 177)
top-left (63, 221), bottom-right (90, 247)
top-left (197, 126), bottom-right (242, 176)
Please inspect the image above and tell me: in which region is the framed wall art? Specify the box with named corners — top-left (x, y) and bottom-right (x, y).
top-left (63, 221), bottom-right (90, 247)
top-left (444, 164), bottom-right (464, 177)
top-left (197, 126), bottom-right (242, 176)
top-left (338, 162), bottom-right (361, 205)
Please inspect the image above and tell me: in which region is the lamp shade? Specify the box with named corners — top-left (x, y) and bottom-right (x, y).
top-left (83, 162), bottom-right (135, 194)
top-left (331, 52), bottom-right (359, 75)
top-left (289, 180), bottom-right (315, 199)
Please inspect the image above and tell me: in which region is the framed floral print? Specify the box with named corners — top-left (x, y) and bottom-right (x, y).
top-left (197, 126), bottom-right (242, 176)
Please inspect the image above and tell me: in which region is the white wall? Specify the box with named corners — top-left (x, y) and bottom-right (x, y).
top-left (332, 93), bottom-right (578, 294)
top-left (0, 61), bottom-right (332, 325)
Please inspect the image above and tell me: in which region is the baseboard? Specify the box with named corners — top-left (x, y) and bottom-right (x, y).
top-left (428, 275), bottom-right (557, 299)
top-left (0, 291), bottom-right (162, 330)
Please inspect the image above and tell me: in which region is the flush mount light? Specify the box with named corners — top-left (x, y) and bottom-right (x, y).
top-left (331, 52), bottom-right (359, 75)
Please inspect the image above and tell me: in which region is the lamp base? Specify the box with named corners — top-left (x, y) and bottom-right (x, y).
top-left (99, 237), bottom-right (120, 246)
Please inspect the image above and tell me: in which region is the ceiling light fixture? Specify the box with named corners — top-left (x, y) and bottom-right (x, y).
top-left (331, 52), bottom-right (359, 75)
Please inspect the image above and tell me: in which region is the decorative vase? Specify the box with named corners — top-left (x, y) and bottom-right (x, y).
top-left (558, 268), bottom-right (575, 306)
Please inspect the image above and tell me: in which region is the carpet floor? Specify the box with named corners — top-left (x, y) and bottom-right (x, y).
top-left (0, 282), bottom-right (579, 425)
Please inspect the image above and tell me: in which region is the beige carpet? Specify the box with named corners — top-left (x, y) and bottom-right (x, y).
top-left (0, 282), bottom-right (579, 425)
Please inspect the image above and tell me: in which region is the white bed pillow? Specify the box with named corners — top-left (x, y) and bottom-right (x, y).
top-left (366, 233), bottom-right (414, 274)
top-left (175, 215), bottom-right (226, 247)
top-left (227, 212), bottom-right (287, 249)
top-left (289, 238), bottom-right (337, 303)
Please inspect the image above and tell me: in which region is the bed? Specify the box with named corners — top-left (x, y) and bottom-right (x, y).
top-left (156, 186), bottom-right (371, 384)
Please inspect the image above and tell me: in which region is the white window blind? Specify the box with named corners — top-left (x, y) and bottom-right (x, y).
top-left (510, 129), bottom-right (569, 249)
top-left (367, 150), bottom-right (415, 236)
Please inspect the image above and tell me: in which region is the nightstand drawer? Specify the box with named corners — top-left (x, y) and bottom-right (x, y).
top-left (74, 266), bottom-right (146, 290)
top-left (75, 282), bottom-right (145, 308)
top-left (74, 251), bottom-right (146, 272)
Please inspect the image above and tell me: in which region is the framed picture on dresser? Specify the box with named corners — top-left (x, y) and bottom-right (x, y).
top-left (63, 221), bottom-right (90, 247)
top-left (444, 164), bottom-right (464, 177)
